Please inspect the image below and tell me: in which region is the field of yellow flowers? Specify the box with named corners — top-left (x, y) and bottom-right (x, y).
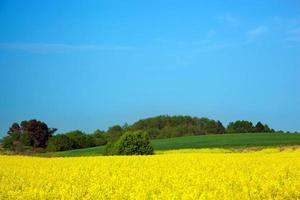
top-left (0, 148), bottom-right (300, 200)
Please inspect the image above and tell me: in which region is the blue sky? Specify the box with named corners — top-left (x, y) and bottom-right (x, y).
top-left (0, 0), bottom-right (300, 136)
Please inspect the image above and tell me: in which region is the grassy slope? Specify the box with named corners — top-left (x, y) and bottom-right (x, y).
top-left (46, 133), bottom-right (300, 157)
top-left (44, 146), bottom-right (106, 157)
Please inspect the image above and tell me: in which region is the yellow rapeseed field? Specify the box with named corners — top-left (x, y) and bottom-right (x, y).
top-left (0, 148), bottom-right (300, 200)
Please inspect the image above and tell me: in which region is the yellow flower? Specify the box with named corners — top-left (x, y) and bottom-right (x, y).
top-left (0, 148), bottom-right (300, 199)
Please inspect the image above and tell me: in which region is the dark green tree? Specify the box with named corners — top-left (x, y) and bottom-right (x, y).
top-left (20, 120), bottom-right (57, 148)
top-left (263, 124), bottom-right (271, 132)
top-left (255, 122), bottom-right (265, 132)
top-left (226, 120), bottom-right (254, 133)
top-left (65, 130), bottom-right (90, 149)
top-left (7, 122), bottom-right (20, 135)
top-left (5, 120), bottom-right (56, 148)
top-left (216, 121), bottom-right (226, 134)
top-left (91, 129), bottom-right (107, 146)
top-left (106, 125), bottom-right (123, 142)
top-left (127, 115), bottom-right (226, 138)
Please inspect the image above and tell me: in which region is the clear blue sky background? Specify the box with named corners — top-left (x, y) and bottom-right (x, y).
top-left (0, 0), bottom-right (300, 136)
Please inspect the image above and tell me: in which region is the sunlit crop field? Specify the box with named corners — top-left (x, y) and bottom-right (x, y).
top-left (1, 148), bottom-right (300, 200)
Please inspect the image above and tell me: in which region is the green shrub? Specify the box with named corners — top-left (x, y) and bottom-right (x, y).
top-left (1, 136), bottom-right (14, 150)
top-left (111, 131), bottom-right (153, 155)
top-left (1, 132), bottom-right (31, 150)
top-left (46, 135), bottom-right (74, 152)
top-left (18, 132), bottom-right (32, 146)
top-left (103, 142), bottom-right (117, 155)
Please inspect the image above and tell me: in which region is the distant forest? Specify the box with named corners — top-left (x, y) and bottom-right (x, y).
top-left (0, 115), bottom-right (285, 153)
top-left (126, 116), bottom-right (273, 138)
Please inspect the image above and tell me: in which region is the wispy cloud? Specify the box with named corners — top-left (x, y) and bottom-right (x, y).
top-left (288, 27), bottom-right (300, 35)
top-left (283, 37), bottom-right (300, 43)
top-left (195, 43), bottom-right (228, 52)
top-left (243, 25), bottom-right (269, 44)
top-left (216, 13), bottom-right (239, 26)
top-left (246, 26), bottom-right (268, 38)
top-left (283, 27), bottom-right (300, 48)
top-left (206, 30), bottom-right (217, 37)
top-left (0, 43), bottom-right (132, 53)
top-left (268, 16), bottom-right (300, 48)
top-left (177, 39), bottom-right (229, 52)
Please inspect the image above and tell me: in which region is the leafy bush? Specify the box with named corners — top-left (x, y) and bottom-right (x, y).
top-left (1, 132), bottom-right (31, 150)
top-left (103, 142), bottom-right (116, 155)
top-left (46, 135), bottom-right (74, 152)
top-left (1, 136), bottom-right (14, 150)
top-left (19, 132), bottom-right (31, 146)
top-left (109, 131), bottom-right (154, 155)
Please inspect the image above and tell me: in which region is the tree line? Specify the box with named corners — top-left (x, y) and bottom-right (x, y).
top-left (0, 115), bottom-right (281, 154)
